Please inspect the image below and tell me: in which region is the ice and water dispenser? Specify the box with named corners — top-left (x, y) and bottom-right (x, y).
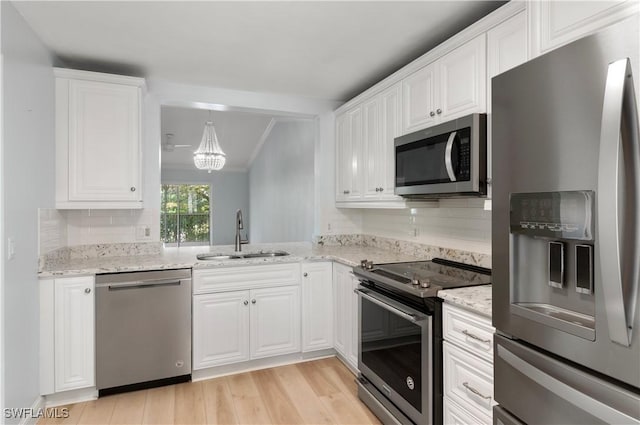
top-left (509, 191), bottom-right (596, 340)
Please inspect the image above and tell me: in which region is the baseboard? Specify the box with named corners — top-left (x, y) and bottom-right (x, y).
top-left (10, 396), bottom-right (45, 425)
top-left (192, 349), bottom-right (336, 382)
top-left (43, 387), bottom-right (97, 408)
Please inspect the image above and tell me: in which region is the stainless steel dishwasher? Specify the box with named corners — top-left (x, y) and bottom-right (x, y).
top-left (96, 269), bottom-right (191, 395)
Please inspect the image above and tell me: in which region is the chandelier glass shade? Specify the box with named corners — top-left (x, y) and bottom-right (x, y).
top-left (194, 119), bottom-right (226, 173)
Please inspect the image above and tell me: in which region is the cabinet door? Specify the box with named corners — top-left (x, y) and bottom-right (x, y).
top-left (346, 106), bottom-right (364, 200)
top-left (335, 112), bottom-right (351, 202)
top-left (536, 0), bottom-right (635, 55)
top-left (348, 273), bottom-right (360, 370)
top-left (379, 83), bottom-right (403, 199)
top-left (302, 263), bottom-right (334, 352)
top-left (54, 277), bottom-right (95, 392)
top-left (332, 264), bottom-right (350, 357)
top-left (438, 34), bottom-right (487, 121)
top-left (68, 79), bottom-right (141, 202)
top-left (193, 291), bottom-right (250, 369)
top-left (250, 286), bottom-right (301, 359)
top-left (487, 11), bottom-right (528, 114)
top-left (402, 63), bottom-right (437, 134)
top-left (362, 97), bottom-right (382, 200)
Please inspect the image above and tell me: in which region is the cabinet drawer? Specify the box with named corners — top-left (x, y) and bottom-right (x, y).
top-left (193, 263), bottom-right (301, 294)
top-left (443, 341), bottom-right (494, 422)
top-left (444, 397), bottom-right (491, 425)
top-left (443, 303), bottom-right (494, 362)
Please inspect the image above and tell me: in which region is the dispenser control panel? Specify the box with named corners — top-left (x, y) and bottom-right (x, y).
top-left (510, 191), bottom-right (594, 241)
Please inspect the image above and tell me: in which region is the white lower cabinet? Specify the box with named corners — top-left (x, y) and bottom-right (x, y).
top-left (192, 264), bottom-right (302, 370)
top-left (40, 276), bottom-right (95, 395)
top-left (301, 262), bottom-right (334, 352)
top-left (443, 303), bottom-right (495, 425)
top-left (332, 262), bottom-right (359, 371)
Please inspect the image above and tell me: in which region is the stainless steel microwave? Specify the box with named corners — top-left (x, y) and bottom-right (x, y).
top-left (394, 113), bottom-right (487, 198)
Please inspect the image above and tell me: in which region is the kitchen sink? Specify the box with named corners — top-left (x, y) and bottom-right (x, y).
top-left (196, 250), bottom-right (289, 261)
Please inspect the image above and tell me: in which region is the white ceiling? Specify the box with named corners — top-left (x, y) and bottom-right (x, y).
top-left (161, 106), bottom-right (292, 171)
top-left (13, 1), bottom-right (506, 102)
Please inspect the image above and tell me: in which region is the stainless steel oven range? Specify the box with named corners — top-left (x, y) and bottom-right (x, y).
top-left (353, 258), bottom-right (491, 424)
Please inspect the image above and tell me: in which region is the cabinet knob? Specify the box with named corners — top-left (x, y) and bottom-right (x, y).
top-left (303, 272), bottom-right (308, 277)
top-left (84, 288), bottom-right (91, 294)
top-left (130, 187), bottom-right (136, 192)
top-left (379, 187), bottom-right (384, 192)
top-left (345, 190), bottom-right (350, 194)
top-left (430, 111), bottom-right (435, 117)
top-left (244, 300), bottom-right (249, 306)
top-left (251, 299), bottom-right (257, 304)
top-left (343, 190), bottom-right (348, 194)
top-left (436, 108), bottom-right (442, 115)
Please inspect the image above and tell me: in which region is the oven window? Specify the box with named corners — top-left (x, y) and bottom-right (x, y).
top-left (396, 127), bottom-right (471, 186)
top-left (361, 297), bottom-right (423, 412)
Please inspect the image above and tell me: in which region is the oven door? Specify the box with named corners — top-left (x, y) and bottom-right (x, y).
top-left (356, 286), bottom-right (432, 425)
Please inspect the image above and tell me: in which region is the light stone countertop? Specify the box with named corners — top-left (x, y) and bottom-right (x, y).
top-left (437, 284), bottom-right (493, 318)
top-left (38, 241), bottom-right (423, 277)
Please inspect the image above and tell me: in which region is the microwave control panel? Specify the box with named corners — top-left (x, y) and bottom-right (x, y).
top-left (509, 190), bottom-right (594, 241)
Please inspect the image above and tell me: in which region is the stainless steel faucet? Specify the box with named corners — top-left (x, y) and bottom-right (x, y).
top-left (235, 209), bottom-right (249, 251)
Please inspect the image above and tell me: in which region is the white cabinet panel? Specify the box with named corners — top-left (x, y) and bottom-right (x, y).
top-left (439, 34), bottom-right (487, 121)
top-left (193, 263), bottom-right (300, 294)
top-left (333, 262), bottom-right (358, 371)
top-left (193, 291), bottom-right (250, 369)
top-left (250, 286), bottom-right (301, 359)
top-left (55, 69), bottom-right (144, 209)
top-left (54, 277), bottom-right (95, 392)
top-left (444, 397), bottom-right (490, 425)
top-left (535, 0), bottom-right (636, 55)
top-left (487, 11), bottom-right (528, 91)
top-left (443, 303), bottom-right (494, 363)
top-left (302, 262), bottom-right (333, 352)
top-left (336, 106), bottom-right (364, 202)
top-left (402, 64), bottom-right (438, 133)
top-left (363, 97), bottom-right (381, 200)
top-left (379, 83), bottom-right (403, 200)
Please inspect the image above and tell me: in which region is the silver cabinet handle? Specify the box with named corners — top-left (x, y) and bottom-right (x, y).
top-left (303, 272), bottom-right (308, 277)
top-left (102, 278), bottom-right (181, 291)
top-left (444, 131), bottom-right (457, 182)
top-left (462, 329), bottom-right (491, 344)
top-left (244, 300), bottom-right (249, 306)
top-left (462, 382), bottom-right (491, 400)
top-left (430, 111), bottom-right (435, 117)
top-left (436, 108), bottom-right (442, 114)
top-left (251, 299), bottom-right (256, 304)
top-left (84, 288), bottom-right (91, 294)
top-left (130, 187), bottom-right (136, 192)
top-left (597, 57), bottom-right (640, 347)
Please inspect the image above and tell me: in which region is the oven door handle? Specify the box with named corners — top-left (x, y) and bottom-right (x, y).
top-left (355, 289), bottom-right (427, 323)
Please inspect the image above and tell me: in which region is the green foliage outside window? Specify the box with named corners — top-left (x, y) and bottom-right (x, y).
top-left (161, 184), bottom-right (211, 246)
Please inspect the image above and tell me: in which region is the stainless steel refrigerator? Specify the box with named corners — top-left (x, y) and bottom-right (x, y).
top-left (492, 14), bottom-right (640, 425)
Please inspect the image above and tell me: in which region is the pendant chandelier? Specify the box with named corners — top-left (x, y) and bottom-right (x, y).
top-left (194, 111), bottom-right (226, 173)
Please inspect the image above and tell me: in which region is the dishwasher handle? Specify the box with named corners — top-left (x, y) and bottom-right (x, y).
top-left (98, 278), bottom-right (183, 291)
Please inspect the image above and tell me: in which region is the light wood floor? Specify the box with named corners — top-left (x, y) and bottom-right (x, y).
top-left (40, 357), bottom-right (381, 425)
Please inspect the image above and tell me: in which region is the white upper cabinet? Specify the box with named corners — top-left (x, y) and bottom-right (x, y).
top-left (403, 64), bottom-right (438, 133)
top-left (377, 83), bottom-right (403, 200)
top-left (438, 34), bottom-right (486, 121)
top-left (55, 68), bottom-right (144, 209)
top-left (531, 0), bottom-right (638, 56)
top-left (335, 106), bottom-right (363, 202)
top-left (402, 34), bottom-right (486, 134)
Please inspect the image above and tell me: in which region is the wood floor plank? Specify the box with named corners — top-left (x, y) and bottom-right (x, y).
top-left (274, 364), bottom-right (335, 425)
top-left (109, 390), bottom-right (147, 425)
top-left (225, 373), bottom-right (272, 424)
top-left (77, 395), bottom-right (117, 424)
top-left (295, 360), bottom-right (341, 397)
top-left (38, 403), bottom-right (86, 425)
top-left (202, 377), bottom-right (239, 425)
top-left (251, 369), bottom-right (304, 424)
top-left (142, 385), bottom-right (175, 425)
top-left (174, 381), bottom-right (207, 425)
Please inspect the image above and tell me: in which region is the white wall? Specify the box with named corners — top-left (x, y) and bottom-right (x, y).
top-left (1, 1), bottom-right (54, 417)
top-left (161, 169), bottom-right (249, 245)
top-left (249, 120), bottom-right (314, 242)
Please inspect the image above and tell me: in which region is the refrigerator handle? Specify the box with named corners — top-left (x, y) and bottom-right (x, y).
top-left (445, 131), bottom-right (457, 182)
top-left (597, 58), bottom-right (640, 347)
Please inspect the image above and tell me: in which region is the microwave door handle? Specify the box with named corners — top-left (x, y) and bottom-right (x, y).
top-left (597, 58), bottom-right (640, 347)
top-left (445, 131), bottom-right (457, 182)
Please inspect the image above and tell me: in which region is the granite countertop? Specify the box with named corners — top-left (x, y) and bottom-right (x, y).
top-left (39, 241), bottom-right (423, 277)
top-left (437, 284), bottom-right (493, 318)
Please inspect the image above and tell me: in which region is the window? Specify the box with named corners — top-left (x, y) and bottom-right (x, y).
top-left (161, 184), bottom-right (210, 246)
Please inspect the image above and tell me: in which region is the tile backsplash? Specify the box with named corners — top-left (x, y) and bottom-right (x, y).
top-left (38, 208), bottom-right (159, 254)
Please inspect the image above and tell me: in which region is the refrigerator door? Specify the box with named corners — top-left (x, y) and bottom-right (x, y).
top-left (494, 335), bottom-right (640, 425)
top-left (492, 14), bottom-right (640, 388)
